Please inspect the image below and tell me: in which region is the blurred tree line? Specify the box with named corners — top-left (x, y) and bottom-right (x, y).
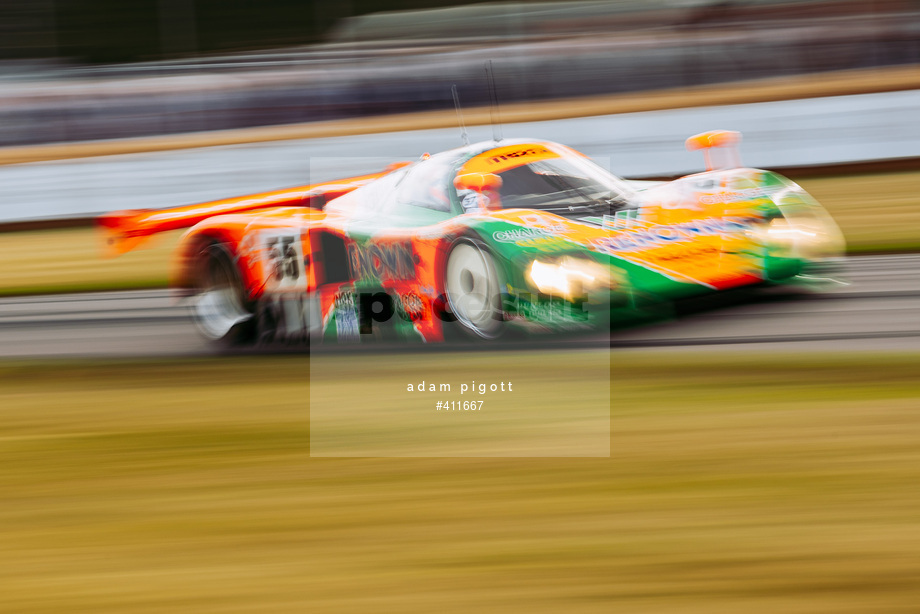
top-left (0, 0), bottom-right (464, 64)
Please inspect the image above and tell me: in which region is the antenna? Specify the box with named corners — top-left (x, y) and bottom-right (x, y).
top-left (485, 60), bottom-right (503, 143)
top-left (451, 84), bottom-right (469, 146)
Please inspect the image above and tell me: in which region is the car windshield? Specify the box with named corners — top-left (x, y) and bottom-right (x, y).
top-left (465, 151), bottom-right (633, 217)
top-left (395, 151), bottom-right (457, 213)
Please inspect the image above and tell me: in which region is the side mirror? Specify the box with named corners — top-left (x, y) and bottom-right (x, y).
top-left (453, 172), bottom-right (503, 193)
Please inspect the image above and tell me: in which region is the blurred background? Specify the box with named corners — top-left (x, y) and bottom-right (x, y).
top-left (0, 0), bottom-right (918, 146)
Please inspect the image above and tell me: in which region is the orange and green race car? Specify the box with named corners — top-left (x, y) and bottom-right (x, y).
top-left (99, 130), bottom-right (844, 345)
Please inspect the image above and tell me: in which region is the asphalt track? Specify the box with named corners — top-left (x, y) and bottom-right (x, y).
top-left (0, 254), bottom-right (917, 358)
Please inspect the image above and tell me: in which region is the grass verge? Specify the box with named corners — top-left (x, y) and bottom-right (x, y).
top-left (0, 228), bottom-right (179, 296)
top-left (2, 352), bottom-right (920, 612)
top-left (797, 170), bottom-right (920, 253)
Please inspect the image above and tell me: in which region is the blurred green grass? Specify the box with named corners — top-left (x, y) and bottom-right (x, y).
top-left (798, 171), bottom-right (920, 253)
top-left (1, 170), bottom-right (917, 297)
top-left (309, 350), bottom-right (610, 456)
top-left (0, 227), bottom-right (179, 296)
top-left (2, 352), bottom-right (920, 612)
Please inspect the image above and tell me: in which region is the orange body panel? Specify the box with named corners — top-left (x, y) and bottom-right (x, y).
top-left (98, 163), bottom-right (409, 256)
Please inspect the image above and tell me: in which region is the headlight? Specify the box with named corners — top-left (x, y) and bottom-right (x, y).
top-left (768, 185), bottom-right (846, 261)
top-left (528, 257), bottom-right (612, 299)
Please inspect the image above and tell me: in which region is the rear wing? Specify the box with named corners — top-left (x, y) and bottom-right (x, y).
top-left (685, 130), bottom-right (742, 172)
top-left (98, 163), bottom-right (409, 256)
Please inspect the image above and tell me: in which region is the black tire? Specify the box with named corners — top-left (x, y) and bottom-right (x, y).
top-left (443, 238), bottom-right (505, 339)
top-left (191, 242), bottom-right (256, 346)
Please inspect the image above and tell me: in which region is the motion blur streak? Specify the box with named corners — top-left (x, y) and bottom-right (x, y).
top-left (2, 355), bottom-right (920, 611)
top-left (0, 1), bottom-right (918, 146)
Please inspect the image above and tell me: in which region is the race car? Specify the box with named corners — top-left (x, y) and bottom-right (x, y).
top-left (99, 130), bottom-right (844, 345)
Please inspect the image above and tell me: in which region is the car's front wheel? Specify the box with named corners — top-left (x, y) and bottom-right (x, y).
top-left (443, 238), bottom-right (504, 339)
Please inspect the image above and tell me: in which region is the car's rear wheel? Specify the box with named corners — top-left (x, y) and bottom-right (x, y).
top-left (192, 242), bottom-right (255, 345)
top-left (444, 238), bottom-right (504, 339)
